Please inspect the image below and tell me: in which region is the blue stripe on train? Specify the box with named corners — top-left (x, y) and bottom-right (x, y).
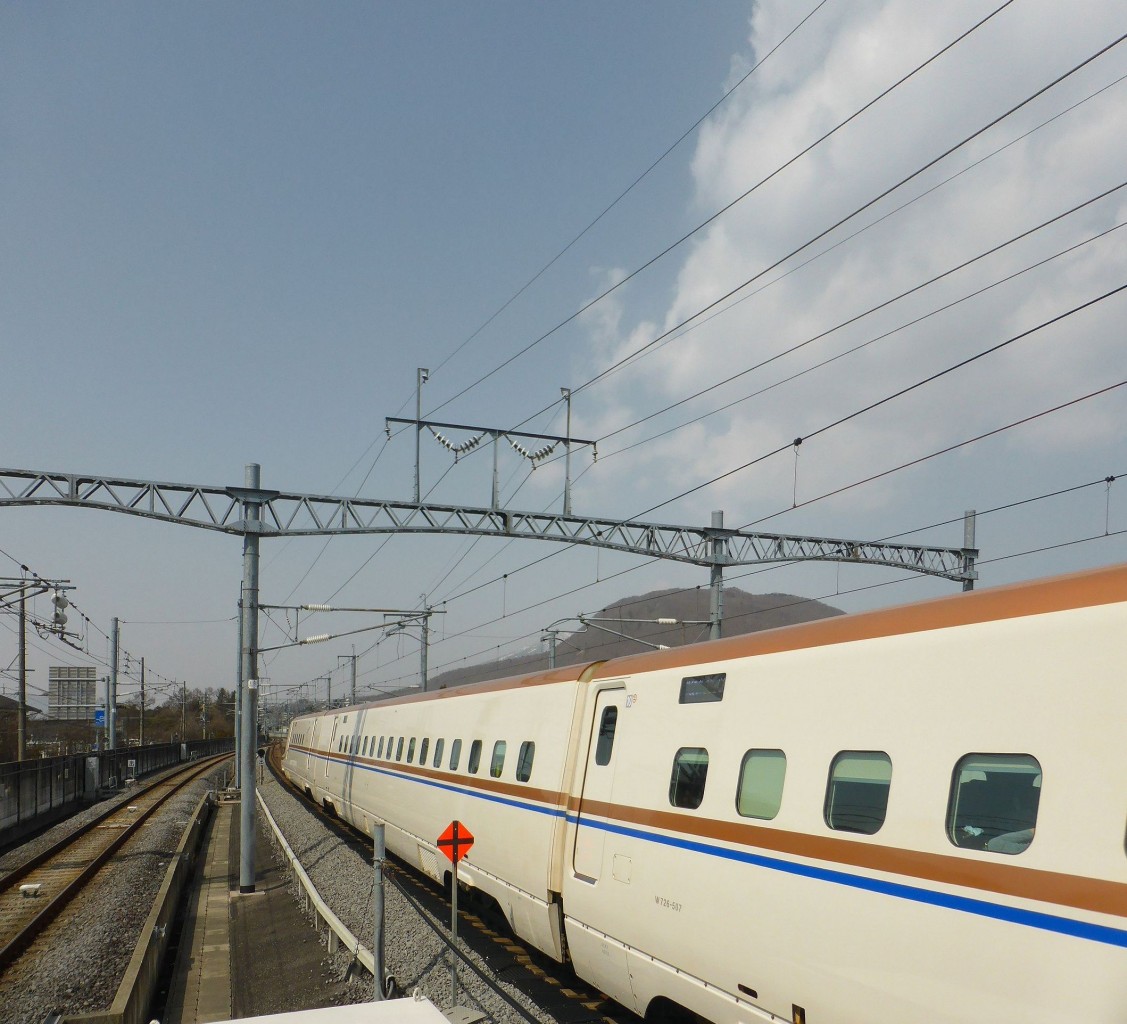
top-left (291, 748), bottom-right (1127, 949)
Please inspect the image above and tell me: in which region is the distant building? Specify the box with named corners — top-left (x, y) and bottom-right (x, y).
top-left (48, 665), bottom-right (98, 720)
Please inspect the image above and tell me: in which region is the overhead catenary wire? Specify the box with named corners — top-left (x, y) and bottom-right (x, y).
top-left (258, 15), bottom-right (1127, 693)
top-left (550, 30), bottom-right (1127, 418)
top-left (428, 0), bottom-right (834, 380)
top-left (349, 372), bottom-right (1127, 690)
top-left (629, 282), bottom-right (1127, 520)
top-left (429, 0), bottom-right (1023, 420)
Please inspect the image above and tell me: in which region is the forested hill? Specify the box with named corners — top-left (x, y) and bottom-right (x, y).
top-left (427, 588), bottom-right (843, 690)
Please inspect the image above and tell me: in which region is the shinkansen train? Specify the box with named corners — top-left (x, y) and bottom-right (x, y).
top-left (283, 563), bottom-right (1127, 1023)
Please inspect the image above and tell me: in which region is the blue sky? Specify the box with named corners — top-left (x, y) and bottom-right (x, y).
top-left (3, 1), bottom-right (1125, 717)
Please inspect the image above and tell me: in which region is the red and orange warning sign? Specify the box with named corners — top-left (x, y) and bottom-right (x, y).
top-left (437, 820), bottom-right (474, 864)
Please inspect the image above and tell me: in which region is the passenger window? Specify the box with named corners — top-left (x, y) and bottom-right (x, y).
top-left (362, 737), bottom-right (369, 756)
top-left (737, 749), bottom-right (787, 820)
top-left (449, 739), bottom-right (462, 772)
top-left (490, 741), bottom-right (507, 778)
top-left (420, 738), bottom-right (430, 765)
top-left (433, 738), bottom-right (444, 768)
top-left (468, 740), bottom-right (482, 774)
top-left (516, 741), bottom-right (535, 782)
top-left (377, 737), bottom-right (384, 758)
top-left (395, 737), bottom-right (404, 761)
top-left (407, 738), bottom-right (416, 763)
top-left (948, 753), bottom-right (1042, 854)
top-left (595, 706), bottom-right (618, 766)
top-left (825, 751), bottom-right (892, 835)
top-left (669, 747), bottom-right (709, 809)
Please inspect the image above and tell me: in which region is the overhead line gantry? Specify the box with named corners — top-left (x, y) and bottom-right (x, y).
top-left (0, 461), bottom-right (978, 894)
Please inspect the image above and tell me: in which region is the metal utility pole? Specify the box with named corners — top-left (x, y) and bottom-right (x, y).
top-left (962, 510), bottom-right (977, 592)
top-left (139, 656), bottom-right (146, 746)
top-left (109, 617), bottom-right (119, 750)
top-left (708, 511), bottom-right (727, 641)
top-left (382, 605), bottom-right (442, 692)
top-left (17, 591), bottom-right (27, 761)
top-left (339, 652), bottom-right (358, 707)
top-left (561, 386), bottom-right (573, 517)
top-left (414, 367), bottom-right (429, 503)
top-left (238, 462), bottom-right (264, 894)
top-left (235, 594), bottom-right (244, 788)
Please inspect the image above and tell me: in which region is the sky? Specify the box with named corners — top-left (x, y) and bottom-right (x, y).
top-left (2, 0), bottom-right (1125, 719)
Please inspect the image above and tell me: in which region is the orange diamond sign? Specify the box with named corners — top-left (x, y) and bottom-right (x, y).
top-left (437, 820), bottom-right (474, 863)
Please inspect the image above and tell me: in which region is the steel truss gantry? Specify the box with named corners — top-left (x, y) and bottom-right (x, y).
top-left (0, 466), bottom-right (976, 581)
top-left (0, 462), bottom-right (977, 893)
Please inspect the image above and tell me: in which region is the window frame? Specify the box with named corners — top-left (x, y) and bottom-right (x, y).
top-left (736, 748), bottom-right (787, 820)
top-left (824, 750), bottom-right (892, 835)
top-left (668, 746), bottom-right (709, 810)
top-left (946, 752), bottom-right (1042, 855)
top-left (516, 741), bottom-right (535, 782)
top-left (490, 740), bottom-right (507, 779)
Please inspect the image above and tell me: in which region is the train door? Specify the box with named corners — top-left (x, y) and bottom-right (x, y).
top-left (573, 687), bottom-right (625, 882)
top-left (324, 717), bottom-right (339, 779)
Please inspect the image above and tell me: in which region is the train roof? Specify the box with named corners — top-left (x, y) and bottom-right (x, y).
top-left (592, 560), bottom-right (1127, 679)
top-left (287, 562), bottom-right (1127, 717)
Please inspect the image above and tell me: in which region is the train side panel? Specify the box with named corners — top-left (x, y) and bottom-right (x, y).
top-left (559, 600), bottom-right (1127, 1024)
top-left (285, 671), bottom-right (589, 961)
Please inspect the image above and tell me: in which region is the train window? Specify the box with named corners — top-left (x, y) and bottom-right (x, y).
top-left (736, 749), bottom-right (787, 820)
top-left (679, 673), bottom-right (726, 704)
top-left (420, 738), bottom-right (430, 765)
top-left (595, 707), bottom-right (617, 766)
top-left (516, 741), bottom-right (535, 782)
top-left (468, 740), bottom-right (483, 774)
top-left (449, 739), bottom-right (462, 771)
top-left (377, 737), bottom-right (384, 758)
top-left (386, 736), bottom-right (393, 759)
top-left (362, 737), bottom-right (369, 756)
top-left (947, 753), bottom-right (1042, 854)
top-left (433, 738), bottom-right (444, 768)
top-left (407, 738), bottom-right (416, 763)
top-left (825, 751), bottom-right (892, 835)
top-left (490, 741), bottom-right (507, 778)
top-left (395, 737), bottom-right (404, 761)
top-left (669, 747), bottom-right (709, 809)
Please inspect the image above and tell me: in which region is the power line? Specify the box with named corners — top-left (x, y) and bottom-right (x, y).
top-left (428, 0), bottom-right (834, 380)
top-left (592, 187), bottom-right (1127, 457)
top-left (430, 1), bottom-right (1026, 418)
top-left (631, 282), bottom-right (1127, 519)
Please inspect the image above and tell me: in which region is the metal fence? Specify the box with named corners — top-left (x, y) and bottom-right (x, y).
top-left (0, 738), bottom-right (235, 848)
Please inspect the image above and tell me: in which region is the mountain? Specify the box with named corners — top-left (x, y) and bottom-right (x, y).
top-left (425, 587), bottom-right (843, 690)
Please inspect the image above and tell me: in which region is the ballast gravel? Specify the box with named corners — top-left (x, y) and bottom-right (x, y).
top-left (257, 769), bottom-right (563, 1024)
top-left (0, 767), bottom-right (226, 1024)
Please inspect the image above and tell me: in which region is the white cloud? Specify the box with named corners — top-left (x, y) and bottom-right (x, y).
top-left (577, 0), bottom-right (1127, 546)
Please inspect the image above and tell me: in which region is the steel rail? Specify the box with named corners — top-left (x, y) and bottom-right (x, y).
top-left (0, 753), bottom-right (230, 973)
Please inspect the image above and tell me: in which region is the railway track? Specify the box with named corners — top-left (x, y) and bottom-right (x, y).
top-left (0, 753), bottom-right (230, 977)
top-left (266, 744), bottom-right (629, 1024)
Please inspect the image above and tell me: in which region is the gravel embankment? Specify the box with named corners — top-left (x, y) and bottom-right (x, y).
top-left (258, 768), bottom-right (559, 1024)
top-left (0, 767), bottom-right (226, 1024)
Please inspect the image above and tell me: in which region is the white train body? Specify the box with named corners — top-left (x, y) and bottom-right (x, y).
top-left (283, 564), bottom-right (1127, 1023)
